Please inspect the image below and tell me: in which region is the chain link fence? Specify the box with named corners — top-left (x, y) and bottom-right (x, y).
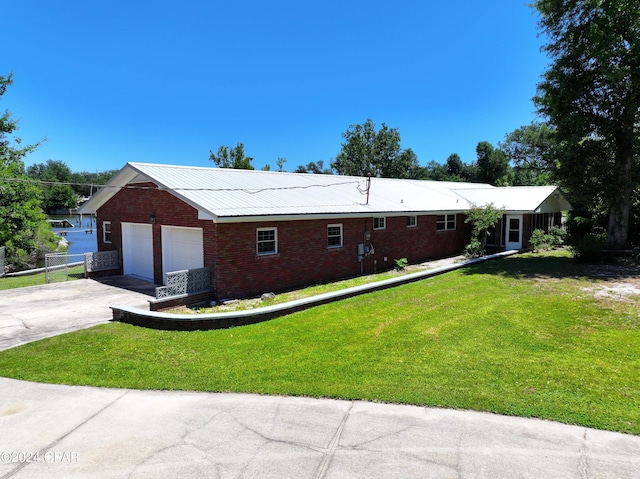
top-left (0, 246), bottom-right (5, 277)
top-left (45, 253), bottom-right (86, 284)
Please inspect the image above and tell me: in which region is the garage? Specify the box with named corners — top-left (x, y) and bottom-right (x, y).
top-left (161, 226), bottom-right (204, 282)
top-left (122, 223), bottom-right (154, 282)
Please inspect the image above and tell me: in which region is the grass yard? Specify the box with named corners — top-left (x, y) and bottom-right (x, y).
top-left (0, 266), bottom-right (84, 290)
top-left (0, 250), bottom-right (638, 435)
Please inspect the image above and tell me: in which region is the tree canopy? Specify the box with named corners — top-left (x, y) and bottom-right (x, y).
top-left (209, 143), bottom-right (254, 170)
top-left (0, 73), bottom-right (58, 270)
top-left (331, 119), bottom-right (419, 178)
top-left (294, 160), bottom-right (333, 174)
top-left (27, 159), bottom-right (77, 212)
top-left (534, 0), bottom-right (640, 247)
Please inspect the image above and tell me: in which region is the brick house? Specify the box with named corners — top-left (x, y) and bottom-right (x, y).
top-left (80, 163), bottom-right (572, 300)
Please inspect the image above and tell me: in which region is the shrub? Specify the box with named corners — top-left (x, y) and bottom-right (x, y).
top-left (548, 226), bottom-right (568, 246)
top-left (529, 227), bottom-right (567, 252)
top-left (571, 233), bottom-right (607, 263)
top-left (394, 258), bottom-right (408, 271)
top-left (464, 239), bottom-right (483, 258)
top-left (529, 229), bottom-right (552, 251)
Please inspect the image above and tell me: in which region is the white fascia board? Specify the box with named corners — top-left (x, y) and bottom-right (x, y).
top-left (211, 210), bottom-right (469, 224)
top-left (79, 164), bottom-right (141, 214)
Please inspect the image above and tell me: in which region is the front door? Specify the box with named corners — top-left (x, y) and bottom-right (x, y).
top-left (505, 215), bottom-right (523, 250)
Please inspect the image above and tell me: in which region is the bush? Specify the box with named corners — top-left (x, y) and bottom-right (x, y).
top-left (464, 239), bottom-right (483, 258)
top-left (529, 227), bottom-right (567, 252)
top-left (529, 229), bottom-right (552, 251)
top-left (394, 258), bottom-right (408, 271)
top-left (571, 233), bottom-right (607, 263)
top-left (548, 226), bottom-right (568, 246)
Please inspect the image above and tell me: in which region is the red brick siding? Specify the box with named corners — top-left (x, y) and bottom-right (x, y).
top-left (97, 182), bottom-right (472, 299)
top-left (96, 182), bottom-right (216, 286)
top-left (214, 214), bottom-right (471, 299)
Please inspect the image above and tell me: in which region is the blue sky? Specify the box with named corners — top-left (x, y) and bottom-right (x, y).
top-left (4, 1), bottom-right (548, 174)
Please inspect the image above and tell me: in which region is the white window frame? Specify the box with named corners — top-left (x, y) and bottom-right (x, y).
top-left (257, 227), bottom-right (278, 256)
top-left (436, 214), bottom-right (456, 231)
top-left (373, 217), bottom-right (386, 230)
top-left (407, 215), bottom-right (417, 228)
top-left (103, 221), bottom-right (112, 244)
top-left (327, 223), bottom-right (343, 248)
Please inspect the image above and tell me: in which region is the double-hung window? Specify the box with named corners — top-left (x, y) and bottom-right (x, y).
top-left (373, 217), bottom-right (386, 230)
top-left (257, 228), bottom-right (277, 255)
top-left (327, 224), bottom-right (343, 248)
top-left (436, 214), bottom-right (456, 231)
top-left (103, 221), bottom-right (112, 244)
top-left (406, 216), bottom-right (417, 228)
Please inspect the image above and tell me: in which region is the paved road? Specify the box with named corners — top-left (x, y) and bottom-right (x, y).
top-left (1, 277), bottom-right (639, 478)
top-left (1, 377), bottom-right (639, 479)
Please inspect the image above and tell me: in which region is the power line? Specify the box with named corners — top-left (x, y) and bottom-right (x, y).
top-left (0, 176), bottom-right (367, 195)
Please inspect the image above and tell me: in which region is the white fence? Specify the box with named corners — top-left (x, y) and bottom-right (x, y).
top-left (155, 267), bottom-right (211, 299)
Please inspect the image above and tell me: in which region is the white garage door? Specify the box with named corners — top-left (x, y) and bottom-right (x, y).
top-left (122, 223), bottom-right (154, 282)
top-left (161, 226), bottom-right (204, 283)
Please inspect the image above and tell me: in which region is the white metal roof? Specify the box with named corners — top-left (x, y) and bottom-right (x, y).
top-left (80, 162), bottom-right (571, 222)
top-left (452, 186), bottom-right (573, 214)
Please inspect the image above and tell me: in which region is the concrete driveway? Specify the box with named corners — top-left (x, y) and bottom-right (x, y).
top-left (1, 278), bottom-right (639, 478)
top-left (0, 277), bottom-right (155, 351)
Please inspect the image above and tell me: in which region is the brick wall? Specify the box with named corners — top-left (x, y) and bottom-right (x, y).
top-left (214, 214), bottom-right (471, 299)
top-left (97, 183), bottom-right (472, 300)
top-left (96, 182), bottom-right (216, 286)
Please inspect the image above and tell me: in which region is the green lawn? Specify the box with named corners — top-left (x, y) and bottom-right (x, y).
top-left (1, 250), bottom-right (638, 435)
top-left (0, 266), bottom-right (84, 290)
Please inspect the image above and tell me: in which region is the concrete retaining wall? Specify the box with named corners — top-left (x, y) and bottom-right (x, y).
top-left (111, 251), bottom-right (517, 331)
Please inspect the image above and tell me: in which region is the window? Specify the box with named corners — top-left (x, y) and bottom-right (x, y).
top-left (257, 228), bottom-right (277, 255)
top-left (436, 214), bottom-right (456, 231)
top-left (373, 217), bottom-right (386, 230)
top-left (103, 221), bottom-right (112, 244)
top-left (406, 216), bottom-right (417, 228)
top-left (327, 224), bottom-right (343, 248)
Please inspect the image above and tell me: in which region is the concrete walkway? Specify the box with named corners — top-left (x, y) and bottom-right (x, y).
top-left (1, 272), bottom-right (639, 478)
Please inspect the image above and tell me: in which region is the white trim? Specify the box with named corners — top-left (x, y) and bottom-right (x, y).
top-left (327, 223), bottom-right (343, 248)
top-left (505, 214), bottom-right (523, 250)
top-left (436, 214), bottom-right (456, 231)
top-left (257, 227), bottom-right (278, 256)
top-left (373, 217), bottom-right (386, 230)
top-left (103, 221), bottom-right (112, 244)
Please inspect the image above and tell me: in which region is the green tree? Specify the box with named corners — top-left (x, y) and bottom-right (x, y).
top-left (27, 159), bottom-right (78, 212)
top-left (294, 160), bottom-right (333, 174)
top-left (446, 153), bottom-right (464, 178)
top-left (464, 203), bottom-right (505, 257)
top-left (422, 160), bottom-right (449, 181)
top-left (70, 169), bottom-right (119, 197)
top-left (276, 157), bottom-right (287, 172)
top-left (500, 123), bottom-right (554, 186)
top-left (475, 141), bottom-right (510, 185)
top-left (533, 0), bottom-right (640, 247)
top-left (331, 119), bottom-right (418, 178)
top-left (209, 143), bottom-right (254, 170)
top-left (0, 73), bottom-right (58, 270)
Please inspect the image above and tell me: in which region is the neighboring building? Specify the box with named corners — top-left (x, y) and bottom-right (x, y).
top-left (80, 163), bottom-right (572, 300)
